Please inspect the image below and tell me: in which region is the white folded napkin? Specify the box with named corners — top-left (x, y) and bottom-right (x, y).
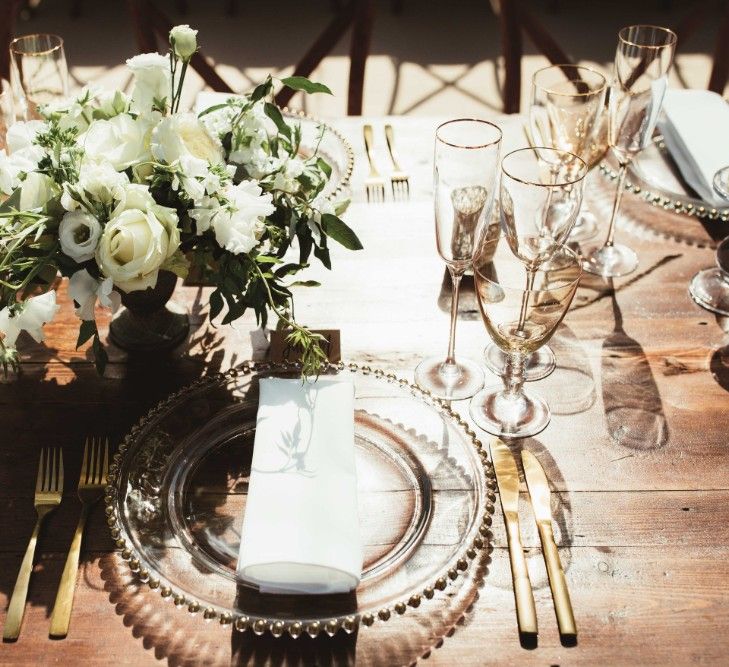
top-left (237, 376), bottom-right (362, 595)
top-left (659, 89), bottom-right (729, 208)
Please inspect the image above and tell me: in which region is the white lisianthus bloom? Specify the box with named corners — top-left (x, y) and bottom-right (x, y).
top-left (170, 25), bottom-right (198, 60)
top-left (68, 269), bottom-right (120, 321)
top-left (43, 87), bottom-right (99, 132)
top-left (82, 114), bottom-right (153, 172)
top-left (272, 157), bottom-right (305, 194)
top-left (0, 291), bottom-right (59, 347)
top-left (0, 150), bottom-right (20, 195)
top-left (126, 52), bottom-right (171, 113)
top-left (190, 195), bottom-right (221, 234)
top-left (59, 211), bottom-right (103, 263)
top-left (97, 186), bottom-right (180, 292)
top-left (6, 120), bottom-right (47, 174)
top-left (19, 172), bottom-right (57, 210)
top-left (212, 180), bottom-right (274, 255)
top-left (61, 158), bottom-right (130, 211)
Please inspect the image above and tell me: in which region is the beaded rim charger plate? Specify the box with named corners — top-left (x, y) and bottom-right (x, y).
top-left (106, 362), bottom-right (495, 638)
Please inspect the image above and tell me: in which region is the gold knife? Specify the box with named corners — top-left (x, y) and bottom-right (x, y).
top-left (490, 439), bottom-right (538, 636)
top-left (521, 449), bottom-right (577, 638)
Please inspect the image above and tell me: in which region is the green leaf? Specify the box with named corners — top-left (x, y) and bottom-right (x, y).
top-left (313, 245), bottom-right (331, 270)
top-left (280, 76), bottom-right (332, 95)
top-left (288, 280), bottom-right (321, 287)
top-left (0, 188), bottom-right (21, 214)
top-left (209, 289), bottom-right (224, 321)
top-left (316, 157), bottom-right (332, 179)
top-left (264, 102), bottom-right (291, 139)
top-left (92, 336), bottom-right (108, 375)
top-left (76, 320), bottom-right (97, 349)
top-left (255, 255), bottom-right (282, 264)
top-left (250, 75), bottom-right (273, 103)
top-left (320, 214), bottom-right (363, 250)
top-left (197, 102), bottom-right (234, 118)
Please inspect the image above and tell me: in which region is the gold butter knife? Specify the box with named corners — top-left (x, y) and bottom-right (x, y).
top-left (491, 439), bottom-right (538, 636)
top-left (522, 449), bottom-right (577, 638)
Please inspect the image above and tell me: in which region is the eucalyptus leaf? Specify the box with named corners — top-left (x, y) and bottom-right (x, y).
top-left (264, 103), bottom-right (291, 139)
top-left (280, 76), bottom-right (333, 95)
top-left (321, 213), bottom-right (363, 250)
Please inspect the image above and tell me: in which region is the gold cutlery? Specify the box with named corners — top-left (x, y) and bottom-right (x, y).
top-left (3, 448), bottom-right (63, 640)
top-left (49, 437), bottom-right (109, 638)
top-left (363, 124), bottom-right (385, 203)
top-left (384, 123), bottom-right (410, 200)
top-left (490, 438), bottom-right (538, 636)
top-left (522, 449), bottom-right (577, 638)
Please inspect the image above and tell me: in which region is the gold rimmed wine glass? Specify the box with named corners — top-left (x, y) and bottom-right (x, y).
top-left (583, 25), bottom-right (677, 277)
top-left (482, 146), bottom-right (587, 382)
top-left (530, 64), bottom-right (607, 242)
top-left (470, 241), bottom-right (582, 438)
top-left (10, 33), bottom-right (69, 120)
top-left (415, 119), bottom-right (502, 400)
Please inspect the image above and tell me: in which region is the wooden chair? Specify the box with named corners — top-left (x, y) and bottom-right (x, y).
top-left (0, 0), bottom-right (19, 82)
top-left (126, 0), bottom-right (375, 115)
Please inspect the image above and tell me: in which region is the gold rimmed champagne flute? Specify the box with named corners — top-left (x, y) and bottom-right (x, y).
top-left (483, 147), bottom-right (587, 382)
top-left (10, 33), bottom-right (69, 120)
top-left (470, 241), bottom-right (582, 437)
top-left (415, 119), bottom-right (502, 401)
top-left (583, 25), bottom-right (677, 277)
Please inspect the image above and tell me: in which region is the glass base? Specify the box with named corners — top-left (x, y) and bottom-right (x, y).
top-left (109, 301), bottom-right (190, 353)
top-left (414, 356), bottom-right (484, 401)
top-left (689, 268), bottom-right (729, 316)
top-left (569, 210), bottom-right (599, 243)
top-left (582, 243), bottom-right (638, 277)
top-left (469, 385), bottom-right (550, 438)
top-left (483, 343), bottom-right (556, 381)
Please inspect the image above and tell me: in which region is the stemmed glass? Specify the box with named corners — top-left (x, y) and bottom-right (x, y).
top-left (688, 167), bottom-right (729, 315)
top-left (530, 64), bottom-right (607, 242)
top-left (415, 119), bottom-right (502, 400)
top-left (583, 25), bottom-right (677, 277)
top-left (470, 241), bottom-right (582, 437)
top-left (10, 34), bottom-right (69, 120)
top-left (483, 147), bottom-right (587, 381)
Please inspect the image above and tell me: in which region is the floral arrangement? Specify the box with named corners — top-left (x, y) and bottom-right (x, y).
top-left (0, 25), bottom-right (360, 375)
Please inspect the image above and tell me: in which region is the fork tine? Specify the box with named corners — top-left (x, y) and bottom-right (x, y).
top-left (102, 438), bottom-right (109, 485)
top-left (89, 437), bottom-right (98, 484)
top-left (44, 445), bottom-right (51, 492)
top-left (80, 437), bottom-right (89, 486)
top-left (50, 448), bottom-right (57, 493)
top-left (58, 448), bottom-right (64, 492)
top-left (36, 448), bottom-right (45, 493)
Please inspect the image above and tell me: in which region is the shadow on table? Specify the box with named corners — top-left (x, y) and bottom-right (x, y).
top-left (599, 279), bottom-right (669, 451)
top-left (711, 343), bottom-right (729, 393)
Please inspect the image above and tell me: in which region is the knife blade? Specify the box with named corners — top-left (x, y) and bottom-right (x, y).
top-left (490, 439), bottom-right (538, 636)
top-left (521, 449), bottom-right (577, 638)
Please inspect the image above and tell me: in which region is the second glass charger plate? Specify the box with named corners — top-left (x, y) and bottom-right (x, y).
top-left (106, 362), bottom-right (495, 638)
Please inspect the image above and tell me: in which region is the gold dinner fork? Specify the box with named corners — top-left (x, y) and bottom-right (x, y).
top-left (363, 124), bottom-right (385, 203)
top-left (3, 448), bottom-right (63, 640)
top-left (49, 437), bottom-right (109, 638)
top-left (384, 124), bottom-right (410, 200)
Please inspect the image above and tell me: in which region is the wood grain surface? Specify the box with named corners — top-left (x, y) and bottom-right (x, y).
top-left (1, 115), bottom-right (728, 666)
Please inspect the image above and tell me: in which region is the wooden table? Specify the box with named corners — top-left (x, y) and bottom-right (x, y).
top-left (1, 115), bottom-right (729, 666)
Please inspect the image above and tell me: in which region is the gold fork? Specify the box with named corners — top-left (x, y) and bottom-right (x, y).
top-left (3, 448), bottom-right (64, 640)
top-left (363, 124), bottom-right (385, 203)
top-left (384, 124), bottom-right (410, 200)
top-left (49, 437), bottom-right (109, 638)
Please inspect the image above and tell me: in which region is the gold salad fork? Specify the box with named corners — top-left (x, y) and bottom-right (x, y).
top-left (384, 124), bottom-right (410, 200)
top-left (363, 124), bottom-right (386, 202)
top-left (3, 448), bottom-right (64, 640)
top-left (49, 437), bottom-right (108, 638)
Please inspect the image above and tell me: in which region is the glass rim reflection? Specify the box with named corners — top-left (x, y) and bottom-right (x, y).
top-left (435, 118), bottom-right (502, 150)
top-left (617, 24), bottom-right (677, 50)
top-left (500, 147), bottom-right (588, 187)
top-left (10, 33), bottom-right (65, 56)
top-left (474, 244), bottom-right (582, 293)
top-left (532, 64), bottom-right (607, 97)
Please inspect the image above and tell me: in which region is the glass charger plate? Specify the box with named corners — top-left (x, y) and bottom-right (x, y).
top-left (599, 135), bottom-right (729, 223)
top-left (106, 362), bottom-right (495, 638)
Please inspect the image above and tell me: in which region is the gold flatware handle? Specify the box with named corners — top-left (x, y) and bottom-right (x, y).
top-left (49, 505), bottom-right (90, 638)
top-left (506, 519), bottom-right (538, 635)
top-left (3, 517), bottom-right (43, 640)
top-left (537, 520), bottom-right (577, 637)
top-left (363, 124), bottom-right (379, 176)
top-left (384, 124), bottom-right (402, 171)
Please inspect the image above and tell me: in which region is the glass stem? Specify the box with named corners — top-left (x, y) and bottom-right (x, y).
top-left (516, 268), bottom-right (536, 333)
top-left (605, 162), bottom-right (628, 248)
top-left (445, 266), bottom-right (463, 366)
top-left (504, 352), bottom-right (526, 398)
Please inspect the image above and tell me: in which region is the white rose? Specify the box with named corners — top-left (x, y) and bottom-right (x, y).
top-left (126, 52), bottom-right (171, 113)
top-left (112, 183), bottom-right (155, 214)
top-left (59, 211), bottom-right (103, 263)
top-left (170, 25), bottom-right (198, 60)
top-left (82, 114), bottom-right (153, 171)
top-left (68, 269), bottom-right (120, 321)
top-left (212, 180), bottom-right (274, 255)
top-left (152, 113), bottom-right (224, 167)
top-left (19, 172), bottom-right (56, 210)
top-left (0, 291), bottom-right (59, 347)
top-left (96, 191), bottom-right (180, 292)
